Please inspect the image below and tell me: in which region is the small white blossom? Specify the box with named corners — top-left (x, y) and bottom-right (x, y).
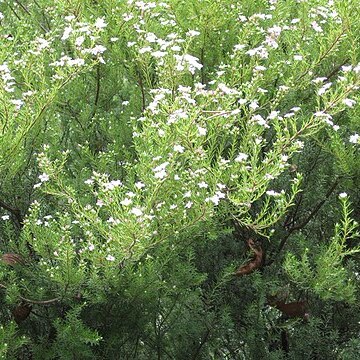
top-left (173, 144), bottom-right (185, 153)
top-left (234, 44), bottom-right (246, 51)
top-left (184, 191), bottom-right (192, 198)
top-left (266, 190), bottom-right (281, 197)
top-left (94, 18), bottom-right (107, 29)
top-left (235, 153), bottom-right (248, 162)
top-left (75, 36), bottom-right (85, 47)
top-left (339, 192), bottom-right (348, 198)
top-left (151, 51), bottom-right (166, 58)
top-left (121, 198), bottom-right (132, 206)
top-left (342, 98), bottom-right (356, 107)
top-left (249, 101), bottom-right (259, 110)
top-left (39, 173), bottom-right (49, 182)
top-left (341, 65), bottom-right (352, 72)
top-left (10, 99), bottom-right (24, 110)
top-left (197, 126), bottom-right (207, 136)
top-left (198, 181), bottom-right (208, 189)
top-left (185, 201), bottom-right (193, 209)
top-left (318, 82), bottom-right (332, 95)
top-left (349, 133), bottom-right (359, 144)
top-left (312, 77), bottom-right (327, 84)
top-left (186, 30), bottom-right (200, 37)
top-left (206, 191), bottom-right (225, 205)
top-left (135, 182), bottom-right (145, 189)
top-left (61, 26), bottom-right (73, 41)
top-left (131, 207), bottom-right (143, 217)
top-left (89, 45), bottom-right (106, 55)
top-left (106, 254), bottom-right (115, 261)
top-left (311, 21), bottom-right (323, 32)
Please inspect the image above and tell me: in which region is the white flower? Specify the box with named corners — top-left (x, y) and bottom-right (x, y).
top-left (349, 133), bottom-right (359, 144)
top-left (186, 30), bottom-right (200, 37)
top-left (88, 244), bottom-right (95, 251)
top-left (121, 198), bottom-right (132, 206)
top-left (266, 190), bottom-right (281, 197)
top-left (75, 36), bottom-right (85, 47)
top-left (107, 217), bottom-right (120, 225)
top-left (135, 181), bottom-right (145, 189)
top-left (89, 45), bottom-right (106, 55)
top-left (10, 99), bottom-right (24, 110)
top-left (171, 45), bottom-right (181, 52)
top-left (68, 58), bottom-right (85, 66)
top-left (151, 51), bottom-right (166, 58)
top-left (311, 21), bottom-right (323, 32)
top-left (294, 55), bottom-right (303, 61)
top-left (1, 215), bottom-right (10, 220)
top-left (339, 192), bottom-right (348, 198)
top-left (153, 162), bottom-right (169, 179)
top-left (94, 18), bottom-right (107, 29)
top-left (198, 181), bottom-right (208, 189)
top-left (65, 15), bottom-right (75, 22)
top-left (252, 114), bottom-right (269, 127)
top-left (123, 13), bottom-right (134, 22)
top-left (145, 32), bottom-right (157, 42)
top-left (318, 82), bottom-right (332, 95)
top-left (206, 191), bottom-right (225, 205)
top-left (234, 44), bottom-right (246, 52)
top-left (61, 26), bottom-right (73, 41)
top-left (185, 201), bottom-right (193, 209)
top-left (312, 77), bottom-right (327, 84)
top-left (173, 144), bottom-right (185, 153)
top-left (39, 173), bottom-right (49, 182)
top-left (139, 46), bottom-right (152, 54)
top-left (197, 126), bottom-right (207, 136)
top-left (218, 83), bottom-right (239, 95)
top-left (235, 153), bottom-right (248, 162)
top-left (175, 54), bottom-right (203, 74)
top-left (106, 254), bottom-right (115, 261)
top-left (104, 180), bottom-right (122, 190)
top-left (341, 65), bottom-right (352, 72)
top-left (154, 169), bottom-right (166, 179)
top-left (342, 98), bottom-right (356, 107)
top-left (268, 111), bottom-right (279, 120)
top-left (131, 207), bottom-right (143, 217)
top-left (249, 101), bottom-right (259, 110)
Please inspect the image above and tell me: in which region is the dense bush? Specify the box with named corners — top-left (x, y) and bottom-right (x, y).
top-left (0, 0), bottom-right (359, 359)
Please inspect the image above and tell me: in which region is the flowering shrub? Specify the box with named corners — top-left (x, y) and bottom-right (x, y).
top-left (0, 0), bottom-right (359, 358)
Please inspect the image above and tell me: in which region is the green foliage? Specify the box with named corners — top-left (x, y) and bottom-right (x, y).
top-left (285, 196), bottom-right (360, 302)
top-left (0, 0), bottom-right (360, 358)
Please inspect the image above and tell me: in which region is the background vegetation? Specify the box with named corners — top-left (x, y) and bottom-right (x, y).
top-left (0, 0), bottom-right (359, 358)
